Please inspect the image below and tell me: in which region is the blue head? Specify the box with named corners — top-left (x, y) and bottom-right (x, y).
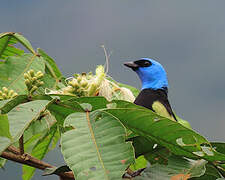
top-left (124, 58), bottom-right (168, 90)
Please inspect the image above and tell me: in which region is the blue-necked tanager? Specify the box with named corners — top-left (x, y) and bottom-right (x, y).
top-left (124, 58), bottom-right (191, 128)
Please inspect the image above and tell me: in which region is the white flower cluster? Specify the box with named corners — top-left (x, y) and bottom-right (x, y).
top-left (46, 65), bottom-right (135, 102)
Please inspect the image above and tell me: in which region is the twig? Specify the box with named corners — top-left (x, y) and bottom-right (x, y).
top-left (7, 145), bottom-right (20, 155)
top-left (1, 146), bottom-right (75, 179)
top-left (123, 168), bottom-right (145, 179)
top-left (3, 146), bottom-right (142, 179)
top-left (19, 135), bottom-right (24, 155)
top-left (130, 168), bottom-right (145, 177)
top-left (1, 151), bottom-right (52, 170)
top-left (126, 168), bottom-right (134, 175)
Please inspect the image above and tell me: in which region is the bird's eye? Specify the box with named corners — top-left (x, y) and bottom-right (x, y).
top-left (141, 60), bottom-right (152, 67)
top-left (143, 61), bottom-right (150, 66)
top-left (134, 59), bottom-right (152, 67)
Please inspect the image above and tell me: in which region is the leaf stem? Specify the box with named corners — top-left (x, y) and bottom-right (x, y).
top-left (101, 45), bottom-right (110, 74)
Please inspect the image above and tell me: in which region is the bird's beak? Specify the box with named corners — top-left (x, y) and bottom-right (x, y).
top-left (123, 61), bottom-right (139, 69)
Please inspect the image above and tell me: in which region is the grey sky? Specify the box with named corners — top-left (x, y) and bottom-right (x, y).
top-left (1, 1), bottom-right (225, 179)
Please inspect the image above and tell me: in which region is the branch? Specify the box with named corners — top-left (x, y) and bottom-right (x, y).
top-left (1, 151), bottom-right (52, 170)
top-left (2, 146), bottom-right (141, 179)
top-left (19, 135), bottom-right (24, 155)
top-left (1, 146), bottom-right (74, 179)
top-left (7, 145), bottom-right (20, 155)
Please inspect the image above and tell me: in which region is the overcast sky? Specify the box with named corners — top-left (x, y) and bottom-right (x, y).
top-left (1, 1), bottom-right (225, 179)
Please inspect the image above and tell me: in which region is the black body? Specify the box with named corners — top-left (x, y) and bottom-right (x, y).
top-left (134, 88), bottom-right (177, 121)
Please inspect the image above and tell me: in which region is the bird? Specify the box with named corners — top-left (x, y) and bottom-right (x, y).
top-left (124, 58), bottom-right (177, 121)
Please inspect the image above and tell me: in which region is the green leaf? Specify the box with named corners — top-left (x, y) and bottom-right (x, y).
top-left (0, 32), bottom-right (24, 60)
top-left (191, 164), bottom-right (222, 180)
top-left (0, 114), bottom-right (11, 154)
top-left (71, 96), bottom-right (108, 111)
top-left (61, 111), bottom-right (134, 180)
top-left (36, 62), bottom-right (65, 94)
top-left (0, 32), bottom-right (35, 58)
top-left (0, 99), bottom-right (11, 109)
top-left (130, 136), bottom-right (172, 165)
top-left (0, 114), bottom-right (11, 138)
top-left (12, 33), bottom-right (35, 54)
top-left (0, 157), bottom-right (6, 168)
top-left (23, 110), bottom-right (57, 144)
top-left (49, 126), bottom-right (60, 150)
top-left (132, 137), bottom-right (171, 166)
top-left (145, 147), bottom-right (171, 165)
top-left (48, 100), bottom-right (84, 126)
top-left (130, 155), bottom-right (147, 171)
top-left (134, 156), bottom-right (207, 180)
top-left (79, 103), bottom-right (93, 111)
top-left (0, 95), bottom-right (28, 114)
top-left (0, 54), bottom-right (45, 94)
top-left (174, 113), bottom-right (192, 129)
top-left (31, 94), bottom-right (53, 101)
top-left (211, 142), bottom-right (225, 155)
top-left (22, 125), bottom-right (58, 180)
top-left (22, 106), bottom-right (58, 180)
top-left (43, 165), bottom-right (71, 176)
top-left (47, 94), bottom-right (76, 101)
top-left (104, 100), bottom-right (225, 162)
top-left (37, 48), bottom-right (63, 79)
top-left (0, 100), bottom-right (50, 154)
top-left (36, 48), bottom-right (65, 93)
top-left (39, 69), bottom-right (58, 91)
top-left (130, 136), bottom-right (156, 157)
top-left (210, 142), bottom-right (225, 175)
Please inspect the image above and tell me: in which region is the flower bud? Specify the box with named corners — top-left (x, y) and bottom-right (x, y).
top-left (87, 75), bottom-right (92, 80)
top-left (30, 86), bottom-right (38, 93)
top-left (95, 65), bottom-right (104, 76)
top-left (88, 82), bottom-right (98, 96)
top-left (68, 81), bottom-right (73, 86)
top-left (8, 90), bottom-right (14, 97)
top-left (73, 83), bottom-right (79, 89)
top-left (76, 88), bottom-right (82, 93)
top-left (36, 71), bottom-right (43, 76)
top-left (36, 71), bottom-right (44, 79)
top-left (68, 79), bottom-right (78, 87)
top-left (63, 86), bottom-right (74, 93)
top-left (29, 69), bottom-right (35, 77)
top-left (12, 93), bottom-right (18, 98)
top-left (2, 87), bottom-right (8, 94)
top-left (32, 77), bottom-right (37, 82)
top-left (24, 73), bottom-right (29, 79)
top-left (38, 81), bottom-right (44, 86)
top-left (77, 76), bottom-right (82, 83)
top-left (2, 93), bottom-right (7, 99)
top-left (81, 79), bottom-right (88, 88)
top-left (94, 65), bottom-right (105, 88)
top-left (0, 91), bottom-right (2, 96)
top-left (32, 85), bottom-right (38, 90)
top-left (86, 72), bottom-right (93, 80)
top-left (25, 79), bottom-right (30, 85)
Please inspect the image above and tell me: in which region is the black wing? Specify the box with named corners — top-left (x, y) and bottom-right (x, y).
top-left (134, 88), bottom-right (177, 121)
